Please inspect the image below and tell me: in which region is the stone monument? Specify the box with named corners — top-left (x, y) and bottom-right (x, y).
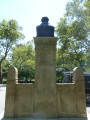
top-left (4, 17), bottom-right (87, 119)
top-left (34, 17), bottom-right (57, 118)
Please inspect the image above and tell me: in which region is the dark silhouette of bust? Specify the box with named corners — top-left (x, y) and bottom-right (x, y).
top-left (36, 17), bottom-right (54, 37)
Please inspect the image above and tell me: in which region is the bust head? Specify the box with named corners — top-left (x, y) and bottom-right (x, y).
top-left (41, 17), bottom-right (49, 24)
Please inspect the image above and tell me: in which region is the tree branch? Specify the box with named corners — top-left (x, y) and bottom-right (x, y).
top-left (0, 42), bottom-right (10, 63)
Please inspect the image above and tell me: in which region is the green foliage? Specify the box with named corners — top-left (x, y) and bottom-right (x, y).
top-left (2, 59), bottom-right (10, 78)
top-left (84, 0), bottom-right (90, 35)
top-left (0, 19), bottom-right (24, 83)
top-left (56, 68), bottom-right (64, 83)
top-left (65, 0), bottom-right (85, 20)
top-left (11, 42), bottom-right (35, 81)
top-left (2, 59), bottom-right (10, 72)
top-left (56, 0), bottom-right (90, 72)
top-left (0, 19), bottom-right (24, 59)
top-left (2, 79), bottom-right (7, 84)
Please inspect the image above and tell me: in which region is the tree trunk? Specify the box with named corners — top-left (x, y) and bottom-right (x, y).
top-left (25, 76), bottom-right (28, 83)
top-left (0, 62), bottom-right (2, 84)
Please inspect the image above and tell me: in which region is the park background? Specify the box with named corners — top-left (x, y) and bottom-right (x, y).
top-left (0, 0), bottom-right (89, 83)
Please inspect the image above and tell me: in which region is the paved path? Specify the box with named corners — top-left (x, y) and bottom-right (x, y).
top-left (0, 85), bottom-right (6, 114)
top-left (87, 104), bottom-right (90, 120)
top-left (0, 85), bottom-right (90, 120)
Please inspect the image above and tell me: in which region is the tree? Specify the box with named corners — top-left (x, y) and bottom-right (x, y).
top-left (2, 59), bottom-right (10, 79)
top-left (0, 19), bottom-right (24, 83)
top-left (56, 0), bottom-right (90, 71)
top-left (84, 0), bottom-right (90, 29)
top-left (11, 42), bottom-right (35, 81)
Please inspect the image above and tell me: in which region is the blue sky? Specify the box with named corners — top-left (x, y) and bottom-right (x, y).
top-left (0, 0), bottom-right (69, 43)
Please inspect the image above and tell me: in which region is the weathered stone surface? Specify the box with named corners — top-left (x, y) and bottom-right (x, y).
top-left (4, 67), bottom-right (18, 118)
top-left (34, 37), bottom-right (57, 118)
top-left (4, 44), bottom-right (87, 118)
top-left (73, 67), bottom-right (85, 82)
top-left (7, 67), bottom-right (18, 84)
top-left (73, 67), bottom-right (87, 118)
top-left (56, 83), bottom-right (76, 117)
top-left (14, 84), bottom-right (35, 118)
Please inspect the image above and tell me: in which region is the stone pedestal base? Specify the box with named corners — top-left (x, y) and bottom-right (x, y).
top-left (34, 37), bottom-right (57, 117)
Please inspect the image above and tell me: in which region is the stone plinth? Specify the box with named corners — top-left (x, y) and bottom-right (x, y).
top-left (34, 37), bottom-right (57, 118)
top-left (73, 67), bottom-right (87, 118)
top-left (4, 66), bottom-right (87, 118)
top-left (56, 67), bottom-right (87, 118)
top-left (4, 47), bottom-right (87, 118)
top-left (14, 84), bottom-right (35, 118)
top-left (4, 67), bottom-right (18, 118)
top-left (56, 83), bottom-right (76, 118)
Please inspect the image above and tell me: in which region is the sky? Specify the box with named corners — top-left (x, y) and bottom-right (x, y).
top-left (0, 0), bottom-right (69, 44)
